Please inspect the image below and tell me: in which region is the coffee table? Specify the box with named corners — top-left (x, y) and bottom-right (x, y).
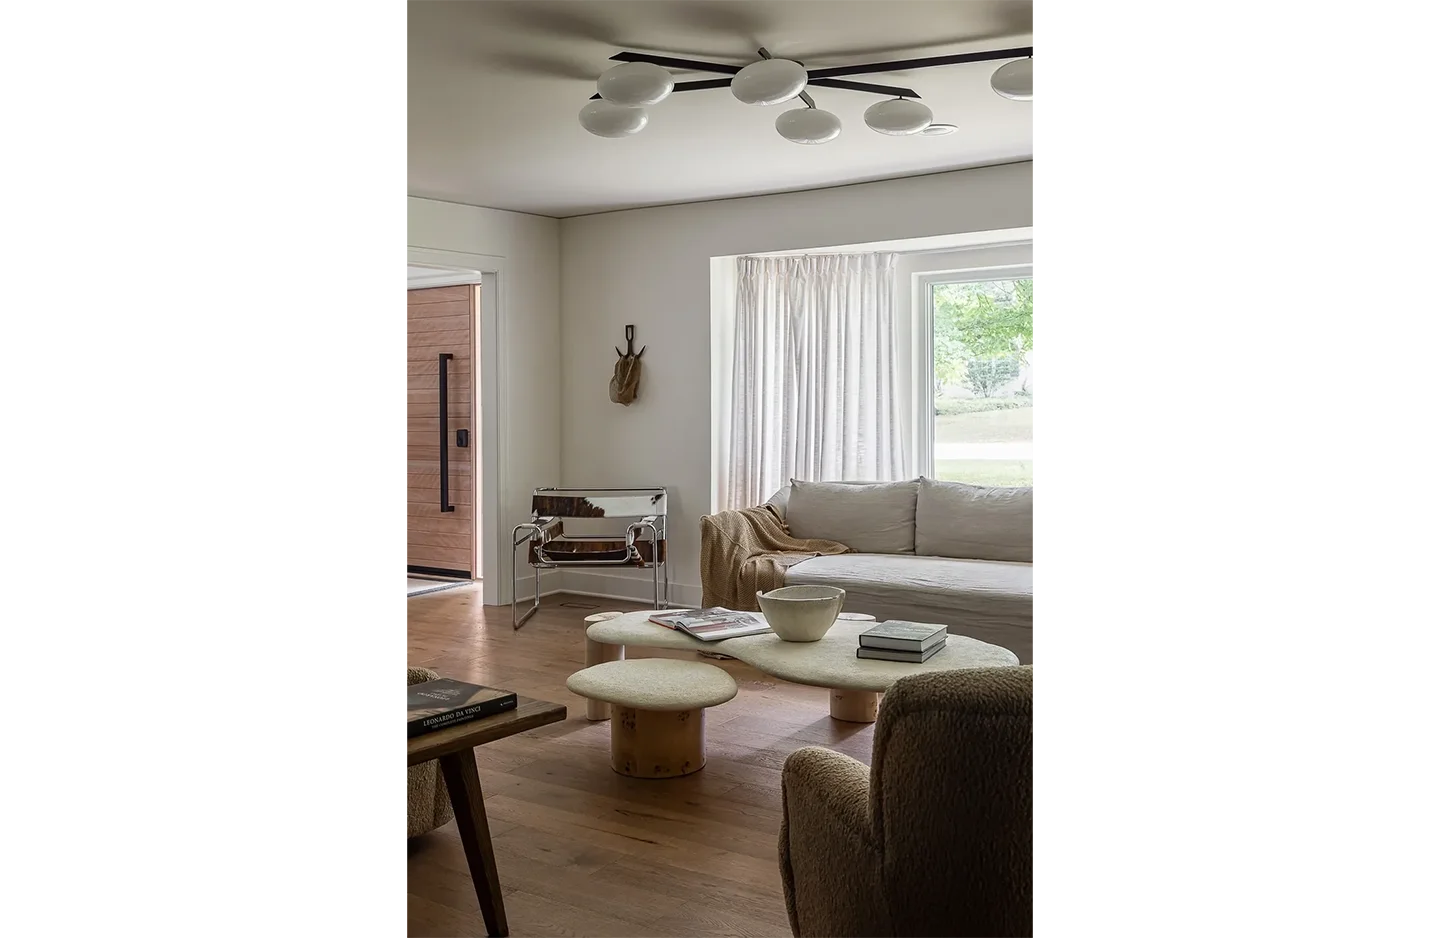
top-left (408, 696), bottom-right (567, 936)
top-left (584, 612), bottom-right (1018, 723)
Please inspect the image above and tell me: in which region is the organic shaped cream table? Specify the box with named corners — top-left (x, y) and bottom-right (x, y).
top-left (583, 610), bottom-right (1019, 723)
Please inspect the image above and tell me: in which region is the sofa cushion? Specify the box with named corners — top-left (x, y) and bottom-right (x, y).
top-left (785, 479), bottom-right (919, 554)
top-left (766, 479), bottom-right (902, 521)
top-left (764, 485), bottom-right (792, 517)
top-left (915, 478), bottom-right (1032, 563)
top-left (783, 553), bottom-right (1032, 663)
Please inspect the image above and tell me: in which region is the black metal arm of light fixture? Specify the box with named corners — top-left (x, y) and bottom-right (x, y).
top-left (609, 51), bottom-right (743, 74)
top-left (805, 46), bottom-right (1033, 80)
top-left (595, 45), bottom-right (1033, 101)
top-left (587, 73), bottom-right (918, 100)
top-left (600, 50), bottom-right (919, 99)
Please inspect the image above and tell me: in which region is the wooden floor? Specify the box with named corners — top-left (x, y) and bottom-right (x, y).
top-left (407, 587), bottom-right (875, 937)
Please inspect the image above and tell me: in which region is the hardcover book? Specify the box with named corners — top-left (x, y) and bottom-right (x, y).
top-left (856, 641), bottom-right (946, 663)
top-left (858, 621), bottom-right (947, 651)
top-left (407, 678), bottom-right (517, 738)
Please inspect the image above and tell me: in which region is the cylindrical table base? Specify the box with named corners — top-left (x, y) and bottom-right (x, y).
top-left (583, 637), bottom-right (624, 721)
top-left (829, 689), bottom-right (880, 723)
top-left (611, 706), bottom-right (706, 778)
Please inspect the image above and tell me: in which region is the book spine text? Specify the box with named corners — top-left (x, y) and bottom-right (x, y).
top-left (408, 696), bottom-right (518, 738)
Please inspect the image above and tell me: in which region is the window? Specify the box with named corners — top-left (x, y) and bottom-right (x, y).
top-left (919, 268), bottom-right (1033, 486)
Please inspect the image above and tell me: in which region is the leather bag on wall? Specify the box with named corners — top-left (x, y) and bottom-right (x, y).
top-left (609, 325), bottom-right (644, 406)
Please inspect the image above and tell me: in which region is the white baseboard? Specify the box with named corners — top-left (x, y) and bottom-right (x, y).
top-left (510, 568), bottom-right (563, 601)
top-left (558, 570), bottom-right (702, 609)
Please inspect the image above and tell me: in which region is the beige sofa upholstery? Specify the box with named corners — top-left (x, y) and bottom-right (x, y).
top-left (768, 478), bottom-right (1033, 663)
top-left (779, 666), bottom-right (1032, 937)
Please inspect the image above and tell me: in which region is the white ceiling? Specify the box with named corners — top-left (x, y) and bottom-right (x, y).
top-left (408, 1), bottom-right (1032, 218)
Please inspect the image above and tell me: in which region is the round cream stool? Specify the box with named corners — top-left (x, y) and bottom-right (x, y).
top-left (567, 658), bottom-right (738, 778)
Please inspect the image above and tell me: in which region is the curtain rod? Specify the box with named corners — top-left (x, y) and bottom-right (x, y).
top-left (740, 239), bottom-right (1031, 260)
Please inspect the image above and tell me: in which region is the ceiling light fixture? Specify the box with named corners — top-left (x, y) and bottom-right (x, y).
top-left (578, 99), bottom-right (649, 138)
top-left (731, 57), bottom-right (808, 106)
top-left (863, 98), bottom-right (934, 136)
top-left (776, 106), bottom-right (842, 144)
top-left (989, 58), bottom-right (1032, 101)
top-left (596, 61), bottom-right (674, 106)
top-left (579, 45), bottom-right (1032, 141)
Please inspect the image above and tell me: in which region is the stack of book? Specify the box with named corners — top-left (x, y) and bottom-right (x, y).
top-left (649, 607), bottom-right (773, 641)
top-left (408, 678), bottom-right (518, 738)
top-left (856, 621), bottom-right (948, 663)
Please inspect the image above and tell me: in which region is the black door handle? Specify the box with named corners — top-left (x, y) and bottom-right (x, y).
top-left (438, 353), bottom-right (454, 513)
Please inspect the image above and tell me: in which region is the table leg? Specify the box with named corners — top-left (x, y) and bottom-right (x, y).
top-left (610, 706), bottom-right (707, 778)
top-left (583, 638), bottom-right (624, 721)
top-left (829, 689), bottom-right (880, 723)
top-left (438, 749), bottom-right (508, 937)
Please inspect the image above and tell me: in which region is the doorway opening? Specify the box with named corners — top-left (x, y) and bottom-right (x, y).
top-left (408, 265), bottom-right (482, 598)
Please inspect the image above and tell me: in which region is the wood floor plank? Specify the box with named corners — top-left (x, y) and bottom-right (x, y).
top-left (406, 588), bottom-right (873, 937)
top-left (407, 829), bottom-right (517, 925)
top-left (590, 854), bottom-right (788, 925)
top-left (648, 907), bottom-right (790, 938)
top-left (507, 757), bottom-right (784, 835)
top-left (489, 836), bottom-right (686, 927)
top-left (491, 890), bottom-right (660, 938)
top-left (481, 793), bottom-right (787, 901)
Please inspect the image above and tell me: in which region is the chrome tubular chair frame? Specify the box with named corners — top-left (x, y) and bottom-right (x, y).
top-left (511, 487), bottom-right (670, 630)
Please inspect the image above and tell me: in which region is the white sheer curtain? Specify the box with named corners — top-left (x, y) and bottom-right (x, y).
top-left (724, 252), bottom-right (906, 509)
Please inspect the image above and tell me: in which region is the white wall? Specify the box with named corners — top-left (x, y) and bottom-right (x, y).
top-left (558, 162), bottom-right (1034, 604)
top-left (408, 197), bottom-right (561, 603)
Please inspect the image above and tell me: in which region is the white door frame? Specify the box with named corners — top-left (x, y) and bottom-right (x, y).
top-left (408, 247), bottom-right (507, 600)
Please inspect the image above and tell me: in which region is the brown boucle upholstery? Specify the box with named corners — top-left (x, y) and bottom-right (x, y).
top-left (779, 666), bottom-right (1032, 937)
top-left (407, 667), bottom-right (454, 838)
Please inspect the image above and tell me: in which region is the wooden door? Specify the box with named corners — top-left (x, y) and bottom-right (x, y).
top-left (408, 284), bottom-right (475, 577)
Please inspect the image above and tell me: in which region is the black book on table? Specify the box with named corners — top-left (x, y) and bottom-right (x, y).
top-left (856, 642), bottom-right (945, 663)
top-left (408, 678), bottom-right (517, 738)
top-left (858, 621), bottom-right (947, 651)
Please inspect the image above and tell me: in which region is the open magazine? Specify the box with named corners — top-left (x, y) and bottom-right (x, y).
top-left (649, 607), bottom-right (772, 642)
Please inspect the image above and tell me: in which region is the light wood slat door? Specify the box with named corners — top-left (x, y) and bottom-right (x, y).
top-left (409, 285), bottom-right (475, 576)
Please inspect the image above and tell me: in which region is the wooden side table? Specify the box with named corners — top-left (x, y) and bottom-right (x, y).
top-left (408, 696), bottom-right (567, 937)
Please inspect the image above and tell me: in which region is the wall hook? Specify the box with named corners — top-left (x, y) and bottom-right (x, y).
top-left (615, 324), bottom-right (645, 358)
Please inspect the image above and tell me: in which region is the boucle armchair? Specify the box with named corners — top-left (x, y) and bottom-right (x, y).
top-left (778, 666), bottom-right (1032, 937)
top-left (407, 667), bottom-right (454, 837)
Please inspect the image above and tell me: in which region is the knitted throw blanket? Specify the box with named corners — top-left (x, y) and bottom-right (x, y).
top-left (699, 505), bottom-right (850, 610)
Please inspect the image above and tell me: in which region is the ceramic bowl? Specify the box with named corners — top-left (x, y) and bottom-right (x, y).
top-left (755, 585), bottom-right (846, 642)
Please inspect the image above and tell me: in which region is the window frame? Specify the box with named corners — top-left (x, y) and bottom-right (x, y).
top-left (914, 263), bottom-right (1034, 478)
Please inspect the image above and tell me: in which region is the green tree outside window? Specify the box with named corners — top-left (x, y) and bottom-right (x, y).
top-left (932, 279), bottom-right (1033, 397)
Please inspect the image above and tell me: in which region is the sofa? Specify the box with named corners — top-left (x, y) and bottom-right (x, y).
top-left (779, 665), bottom-right (1033, 937)
top-left (765, 478), bottom-right (1032, 663)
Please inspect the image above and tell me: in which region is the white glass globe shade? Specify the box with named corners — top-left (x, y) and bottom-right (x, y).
top-left (863, 98), bottom-right (933, 135)
top-left (597, 62), bottom-right (674, 106)
top-left (775, 107), bottom-right (841, 145)
top-left (731, 58), bottom-right (807, 106)
top-left (579, 100), bottom-right (648, 137)
top-left (991, 58), bottom-right (1032, 101)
